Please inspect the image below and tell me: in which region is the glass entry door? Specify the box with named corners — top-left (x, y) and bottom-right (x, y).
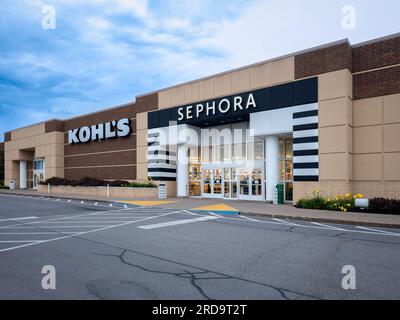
top-left (202, 169), bottom-right (223, 199)
top-left (32, 159), bottom-right (45, 190)
top-left (203, 167), bottom-right (263, 201)
top-left (238, 168), bottom-right (264, 201)
top-left (223, 168), bottom-right (238, 200)
top-left (33, 172), bottom-right (44, 189)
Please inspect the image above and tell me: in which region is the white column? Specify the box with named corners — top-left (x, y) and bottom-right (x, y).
top-left (177, 144), bottom-right (189, 197)
top-left (265, 136), bottom-right (280, 202)
top-left (19, 160), bottom-right (27, 189)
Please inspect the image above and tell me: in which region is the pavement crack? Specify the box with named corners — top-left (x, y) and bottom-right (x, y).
top-left (92, 244), bottom-right (320, 300)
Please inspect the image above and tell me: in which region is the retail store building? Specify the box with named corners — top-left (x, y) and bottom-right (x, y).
top-left (3, 33), bottom-right (400, 203)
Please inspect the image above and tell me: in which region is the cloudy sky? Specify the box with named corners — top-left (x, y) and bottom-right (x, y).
top-left (0, 0), bottom-right (399, 141)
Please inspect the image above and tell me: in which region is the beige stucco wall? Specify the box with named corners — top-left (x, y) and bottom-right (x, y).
top-left (4, 123), bottom-right (64, 187)
top-left (158, 57), bottom-right (295, 109)
top-left (352, 93), bottom-right (400, 191)
top-left (136, 112), bottom-right (149, 181)
top-left (295, 91), bottom-right (400, 202)
top-left (291, 70), bottom-right (355, 203)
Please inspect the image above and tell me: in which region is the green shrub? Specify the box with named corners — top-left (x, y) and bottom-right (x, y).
top-left (297, 193), bottom-right (357, 212)
top-left (123, 182), bottom-right (157, 188)
top-left (0, 183), bottom-right (9, 190)
top-left (369, 198), bottom-right (400, 215)
top-left (296, 197), bottom-right (327, 210)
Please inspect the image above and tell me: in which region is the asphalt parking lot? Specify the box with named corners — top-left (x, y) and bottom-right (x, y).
top-left (0, 193), bottom-right (399, 300)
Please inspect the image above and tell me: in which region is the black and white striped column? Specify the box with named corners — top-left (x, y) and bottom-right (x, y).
top-left (293, 104), bottom-right (319, 182)
top-left (147, 129), bottom-right (177, 181)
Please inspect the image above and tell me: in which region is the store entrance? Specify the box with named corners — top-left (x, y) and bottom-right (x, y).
top-left (201, 167), bottom-right (264, 201)
top-left (33, 172), bottom-right (44, 189)
top-left (238, 168), bottom-right (264, 201)
top-left (203, 169), bottom-right (223, 198)
top-left (32, 159), bottom-right (45, 189)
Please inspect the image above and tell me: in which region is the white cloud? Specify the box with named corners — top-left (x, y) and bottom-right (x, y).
top-left (86, 16), bottom-right (112, 30)
top-left (112, 0), bottom-right (148, 18)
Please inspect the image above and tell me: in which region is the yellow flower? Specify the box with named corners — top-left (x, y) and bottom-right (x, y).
top-left (345, 193), bottom-right (352, 198)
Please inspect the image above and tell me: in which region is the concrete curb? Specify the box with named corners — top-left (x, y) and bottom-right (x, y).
top-left (242, 211), bottom-right (400, 229)
top-left (1, 190), bottom-right (399, 229)
top-left (0, 190), bottom-right (120, 206)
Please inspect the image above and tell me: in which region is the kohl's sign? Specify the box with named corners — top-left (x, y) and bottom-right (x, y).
top-left (177, 93), bottom-right (257, 122)
top-left (68, 118), bottom-right (131, 144)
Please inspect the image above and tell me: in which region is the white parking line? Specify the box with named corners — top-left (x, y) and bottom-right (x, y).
top-left (0, 207), bottom-right (130, 229)
top-left (273, 218), bottom-right (301, 226)
top-left (0, 217), bottom-right (38, 222)
top-left (33, 221), bottom-right (143, 224)
top-left (0, 232), bottom-right (79, 235)
top-left (139, 216), bottom-right (219, 230)
top-left (0, 211), bottom-right (181, 253)
top-left (311, 222), bottom-right (347, 231)
top-left (356, 226), bottom-right (400, 236)
top-left (206, 213), bottom-right (400, 238)
top-left (0, 226), bottom-right (116, 229)
top-left (0, 240), bottom-right (38, 243)
top-left (240, 215), bottom-right (260, 222)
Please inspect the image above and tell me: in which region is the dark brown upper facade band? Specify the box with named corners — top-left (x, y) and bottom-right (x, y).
top-left (65, 166), bottom-right (137, 181)
top-left (295, 34), bottom-right (400, 100)
top-left (0, 142), bottom-right (4, 183)
top-left (63, 93), bottom-right (158, 180)
top-left (4, 132), bottom-right (11, 142)
top-left (295, 42), bottom-right (352, 79)
top-left (352, 36), bottom-right (400, 73)
top-left (353, 65), bottom-right (400, 100)
top-left (65, 150), bottom-right (137, 168)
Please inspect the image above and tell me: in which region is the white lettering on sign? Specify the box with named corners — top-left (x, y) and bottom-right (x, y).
top-left (177, 93), bottom-right (256, 122)
top-left (68, 118), bottom-right (131, 144)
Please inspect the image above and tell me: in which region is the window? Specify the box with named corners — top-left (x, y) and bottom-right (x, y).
top-left (189, 146), bottom-right (201, 164)
top-left (33, 160), bottom-right (44, 171)
top-left (248, 141), bottom-right (264, 160)
top-left (201, 146), bottom-right (212, 163)
top-left (279, 138), bottom-right (293, 202)
top-left (233, 143), bottom-right (246, 161)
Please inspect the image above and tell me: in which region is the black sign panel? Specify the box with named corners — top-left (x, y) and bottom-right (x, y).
top-left (148, 77), bottom-right (317, 129)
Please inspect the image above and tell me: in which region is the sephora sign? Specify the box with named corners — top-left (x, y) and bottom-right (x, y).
top-left (68, 118), bottom-right (131, 144)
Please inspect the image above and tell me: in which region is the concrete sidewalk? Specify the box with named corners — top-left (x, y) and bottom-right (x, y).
top-left (1, 189), bottom-right (400, 229)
